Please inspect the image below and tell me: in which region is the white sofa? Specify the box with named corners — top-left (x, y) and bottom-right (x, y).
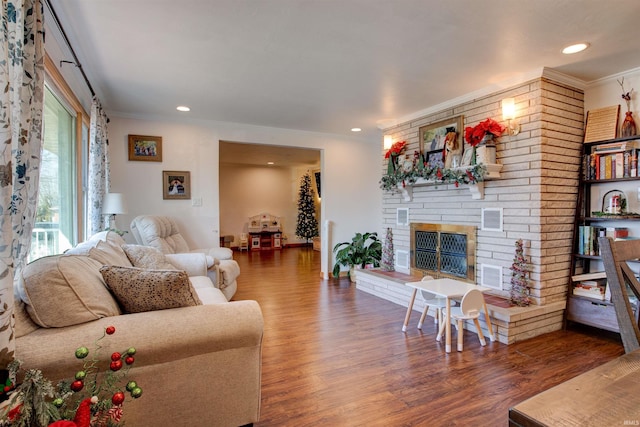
top-left (130, 215), bottom-right (240, 300)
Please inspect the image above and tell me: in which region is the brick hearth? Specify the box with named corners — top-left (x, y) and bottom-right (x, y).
top-left (355, 268), bottom-right (566, 344)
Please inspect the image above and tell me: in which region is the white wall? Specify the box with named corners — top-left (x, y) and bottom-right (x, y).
top-left (585, 68), bottom-right (640, 116)
top-left (107, 115), bottom-right (382, 276)
top-left (219, 163), bottom-right (321, 246)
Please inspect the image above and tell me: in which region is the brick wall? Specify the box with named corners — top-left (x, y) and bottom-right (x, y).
top-left (381, 77), bottom-right (584, 306)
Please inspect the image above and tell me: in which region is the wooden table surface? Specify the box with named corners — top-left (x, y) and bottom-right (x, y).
top-left (509, 349), bottom-right (640, 426)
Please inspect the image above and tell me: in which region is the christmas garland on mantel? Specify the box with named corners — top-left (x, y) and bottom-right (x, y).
top-left (379, 163), bottom-right (487, 192)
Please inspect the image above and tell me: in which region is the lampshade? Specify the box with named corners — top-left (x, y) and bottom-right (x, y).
top-left (502, 97), bottom-right (516, 121)
top-left (103, 193), bottom-right (128, 215)
top-left (383, 135), bottom-right (393, 150)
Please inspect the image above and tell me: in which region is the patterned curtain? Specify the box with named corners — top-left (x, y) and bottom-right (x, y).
top-left (0, 0), bottom-right (45, 368)
top-left (88, 96), bottom-right (110, 235)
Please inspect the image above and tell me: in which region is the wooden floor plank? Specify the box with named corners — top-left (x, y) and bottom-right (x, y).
top-left (233, 247), bottom-right (624, 426)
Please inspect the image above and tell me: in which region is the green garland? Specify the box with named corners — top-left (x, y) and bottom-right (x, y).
top-left (379, 163), bottom-right (487, 191)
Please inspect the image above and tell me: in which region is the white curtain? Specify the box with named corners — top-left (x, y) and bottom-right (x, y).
top-left (88, 96), bottom-right (110, 235)
top-left (0, 0), bottom-right (45, 369)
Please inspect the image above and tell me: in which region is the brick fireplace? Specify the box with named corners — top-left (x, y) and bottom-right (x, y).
top-left (359, 70), bottom-right (585, 344)
top-left (410, 223), bottom-right (476, 282)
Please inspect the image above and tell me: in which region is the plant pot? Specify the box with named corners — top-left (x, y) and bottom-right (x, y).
top-left (349, 266), bottom-right (357, 283)
top-left (476, 145), bottom-right (496, 165)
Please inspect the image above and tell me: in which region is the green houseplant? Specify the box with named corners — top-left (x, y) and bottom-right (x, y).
top-left (333, 232), bottom-right (382, 282)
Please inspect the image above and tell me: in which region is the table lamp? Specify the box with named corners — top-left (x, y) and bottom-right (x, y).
top-left (103, 192), bottom-right (128, 234)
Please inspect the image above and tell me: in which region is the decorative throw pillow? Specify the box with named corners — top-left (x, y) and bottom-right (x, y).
top-left (122, 244), bottom-right (176, 270)
top-left (99, 266), bottom-right (202, 313)
top-left (17, 255), bottom-right (121, 328)
top-left (88, 240), bottom-right (132, 267)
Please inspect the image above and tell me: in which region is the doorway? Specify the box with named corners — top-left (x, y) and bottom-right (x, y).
top-left (219, 141), bottom-right (322, 251)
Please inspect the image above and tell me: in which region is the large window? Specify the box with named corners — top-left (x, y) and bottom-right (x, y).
top-left (30, 86), bottom-right (78, 260)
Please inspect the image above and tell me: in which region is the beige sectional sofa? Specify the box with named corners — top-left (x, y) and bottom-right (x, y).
top-left (13, 231), bottom-right (263, 427)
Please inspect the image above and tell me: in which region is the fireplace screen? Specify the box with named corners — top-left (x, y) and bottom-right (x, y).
top-left (411, 223), bottom-right (476, 282)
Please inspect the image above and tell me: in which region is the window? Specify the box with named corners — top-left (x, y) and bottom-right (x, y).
top-left (30, 56), bottom-right (90, 261)
top-left (30, 86), bottom-right (77, 260)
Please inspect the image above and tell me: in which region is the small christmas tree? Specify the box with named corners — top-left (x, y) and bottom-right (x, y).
top-left (380, 228), bottom-right (395, 271)
top-left (295, 173), bottom-right (319, 244)
top-left (510, 239), bottom-right (531, 306)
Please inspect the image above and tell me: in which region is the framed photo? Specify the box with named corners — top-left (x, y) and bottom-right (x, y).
top-left (128, 134), bottom-right (163, 162)
top-left (425, 150), bottom-right (445, 169)
top-left (419, 115), bottom-right (464, 156)
top-left (163, 170), bottom-right (191, 200)
top-left (461, 147), bottom-right (475, 167)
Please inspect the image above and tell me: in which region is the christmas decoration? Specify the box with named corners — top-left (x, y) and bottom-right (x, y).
top-left (295, 173), bottom-right (319, 244)
top-left (464, 118), bottom-right (506, 147)
top-left (380, 228), bottom-right (395, 271)
top-left (379, 163), bottom-right (486, 192)
top-left (510, 239), bottom-right (531, 307)
top-left (1, 326), bottom-right (142, 427)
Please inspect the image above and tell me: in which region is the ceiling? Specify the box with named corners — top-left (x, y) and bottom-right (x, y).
top-left (52, 0), bottom-right (640, 143)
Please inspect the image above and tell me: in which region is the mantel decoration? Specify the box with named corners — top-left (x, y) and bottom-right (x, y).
top-left (1, 326), bottom-right (142, 427)
top-left (464, 118), bottom-right (506, 165)
top-left (379, 162), bottom-right (486, 192)
top-left (384, 141), bottom-right (407, 175)
top-left (618, 77), bottom-right (636, 137)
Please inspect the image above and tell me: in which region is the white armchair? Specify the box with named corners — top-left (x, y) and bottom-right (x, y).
top-left (130, 215), bottom-right (239, 300)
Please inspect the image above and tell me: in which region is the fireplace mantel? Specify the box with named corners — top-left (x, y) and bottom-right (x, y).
top-left (396, 163), bottom-right (502, 201)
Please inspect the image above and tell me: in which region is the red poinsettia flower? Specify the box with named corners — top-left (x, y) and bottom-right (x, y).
top-left (384, 141), bottom-right (407, 158)
top-left (464, 118), bottom-right (506, 146)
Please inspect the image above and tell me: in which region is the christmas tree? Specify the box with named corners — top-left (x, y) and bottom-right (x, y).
top-left (510, 239), bottom-right (531, 306)
top-left (380, 228), bottom-right (395, 271)
top-left (295, 173), bottom-right (319, 244)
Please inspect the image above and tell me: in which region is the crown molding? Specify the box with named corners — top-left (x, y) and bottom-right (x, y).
top-left (585, 66), bottom-right (640, 89)
top-left (379, 67), bottom-right (588, 131)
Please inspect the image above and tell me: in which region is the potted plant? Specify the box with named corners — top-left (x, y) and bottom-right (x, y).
top-left (332, 232), bottom-right (382, 282)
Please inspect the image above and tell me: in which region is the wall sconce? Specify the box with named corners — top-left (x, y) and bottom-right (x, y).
top-left (502, 97), bottom-right (520, 136)
top-left (383, 135), bottom-right (393, 150)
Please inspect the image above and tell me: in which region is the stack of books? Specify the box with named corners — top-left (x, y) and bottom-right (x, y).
top-left (583, 140), bottom-right (640, 180)
top-left (571, 272), bottom-right (608, 301)
top-left (578, 226), bottom-right (629, 255)
top-left (573, 280), bottom-right (607, 300)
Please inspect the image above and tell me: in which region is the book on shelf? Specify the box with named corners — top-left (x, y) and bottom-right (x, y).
top-left (573, 278), bottom-right (607, 301)
top-left (571, 271), bottom-right (606, 282)
top-left (593, 140), bottom-right (637, 153)
top-left (584, 148), bottom-right (639, 181)
top-left (578, 225), bottom-right (607, 256)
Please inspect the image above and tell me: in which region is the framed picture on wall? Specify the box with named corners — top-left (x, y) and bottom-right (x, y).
top-left (128, 134), bottom-right (163, 162)
top-left (163, 170), bottom-right (191, 200)
top-left (418, 115), bottom-right (464, 156)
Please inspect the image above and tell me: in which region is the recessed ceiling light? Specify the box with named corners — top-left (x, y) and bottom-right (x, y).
top-left (351, 128), bottom-right (362, 132)
top-left (562, 43), bottom-right (590, 54)
top-left (267, 161), bottom-right (274, 165)
top-left (176, 105), bottom-right (191, 112)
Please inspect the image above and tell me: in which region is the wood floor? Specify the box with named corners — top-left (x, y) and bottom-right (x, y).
top-left (232, 247), bottom-right (624, 427)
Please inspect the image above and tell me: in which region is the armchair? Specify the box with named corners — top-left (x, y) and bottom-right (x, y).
top-left (130, 215), bottom-right (240, 300)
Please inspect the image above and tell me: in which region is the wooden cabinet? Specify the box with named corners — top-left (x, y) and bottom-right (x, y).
top-left (567, 135), bottom-right (640, 331)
